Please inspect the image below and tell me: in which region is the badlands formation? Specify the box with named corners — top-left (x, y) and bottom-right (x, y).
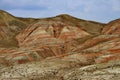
top-left (0, 10), bottom-right (120, 80)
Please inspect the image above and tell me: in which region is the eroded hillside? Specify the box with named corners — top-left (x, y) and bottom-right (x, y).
top-left (0, 10), bottom-right (120, 80)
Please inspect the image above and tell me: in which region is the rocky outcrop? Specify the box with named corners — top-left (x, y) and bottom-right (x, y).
top-left (0, 53), bottom-right (120, 80)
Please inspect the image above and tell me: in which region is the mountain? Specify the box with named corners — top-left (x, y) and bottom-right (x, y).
top-left (0, 10), bottom-right (27, 47)
top-left (0, 10), bottom-right (120, 80)
top-left (0, 10), bottom-right (106, 64)
top-left (102, 18), bottom-right (120, 34)
top-left (0, 10), bottom-right (105, 48)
